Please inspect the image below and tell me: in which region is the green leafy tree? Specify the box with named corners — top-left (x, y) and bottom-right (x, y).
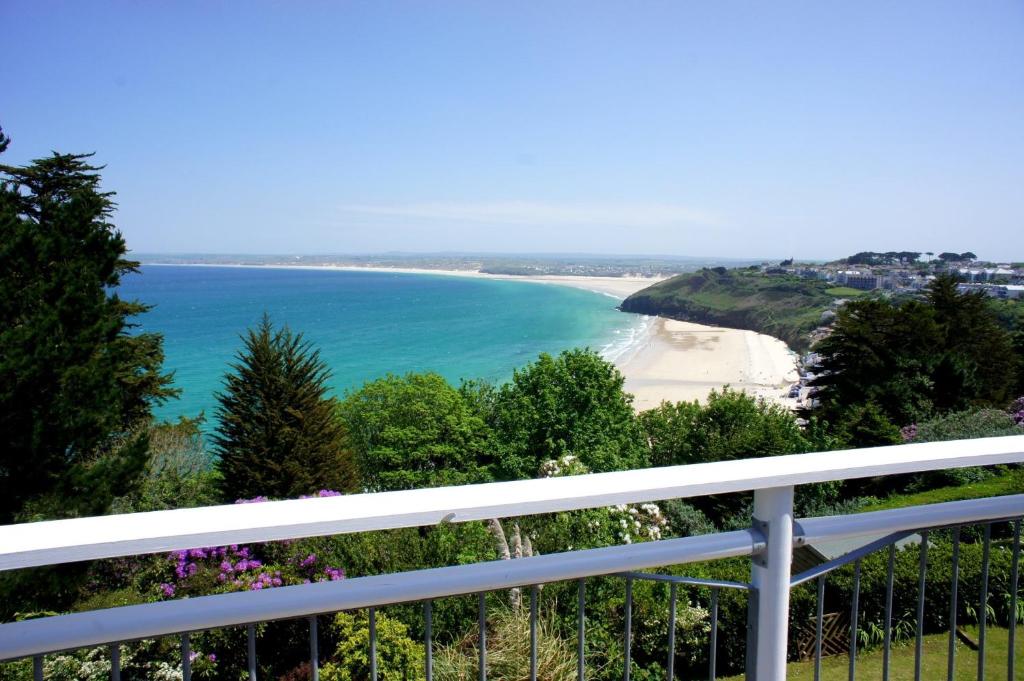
top-left (339, 372), bottom-right (493, 491)
top-left (487, 348), bottom-right (647, 480)
top-left (0, 150), bottom-right (175, 523)
top-left (212, 316), bottom-right (357, 500)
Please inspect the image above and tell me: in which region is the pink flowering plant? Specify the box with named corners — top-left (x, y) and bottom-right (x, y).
top-left (157, 493), bottom-right (346, 599)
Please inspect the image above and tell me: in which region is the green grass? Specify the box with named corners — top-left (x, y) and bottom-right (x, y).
top-left (722, 627), bottom-right (1023, 681)
top-left (825, 286), bottom-right (868, 297)
top-left (861, 469), bottom-right (1024, 512)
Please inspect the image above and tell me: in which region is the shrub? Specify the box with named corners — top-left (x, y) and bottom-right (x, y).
top-left (321, 610), bottom-right (423, 681)
top-left (434, 606), bottom-right (577, 681)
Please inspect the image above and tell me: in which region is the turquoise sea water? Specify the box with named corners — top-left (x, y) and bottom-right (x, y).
top-left (119, 266), bottom-right (647, 422)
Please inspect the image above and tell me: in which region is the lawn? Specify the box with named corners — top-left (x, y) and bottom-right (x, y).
top-left (825, 286), bottom-right (868, 297)
top-left (722, 626), bottom-right (1023, 681)
top-left (861, 469), bottom-right (1024, 512)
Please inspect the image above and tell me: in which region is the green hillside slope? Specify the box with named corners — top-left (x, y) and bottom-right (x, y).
top-left (620, 268), bottom-right (842, 351)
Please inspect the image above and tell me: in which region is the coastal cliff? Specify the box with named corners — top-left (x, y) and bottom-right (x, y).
top-left (620, 268), bottom-right (840, 352)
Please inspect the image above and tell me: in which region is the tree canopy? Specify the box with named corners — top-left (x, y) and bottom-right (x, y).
top-left (212, 315), bottom-right (358, 500)
top-left (0, 150), bottom-right (175, 522)
top-left (812, 275), bottom-right (1019, 431)
top-left (485, 348), bottom-right (647, 479)
top-left (339, 372), bottom-right (494, 491)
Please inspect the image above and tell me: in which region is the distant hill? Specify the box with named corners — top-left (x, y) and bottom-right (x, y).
top-left (620, 268), bottom-right (846, 351)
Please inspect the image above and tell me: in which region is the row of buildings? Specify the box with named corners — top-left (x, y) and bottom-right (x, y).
top-left (767, 259), bottom-right (1024, 298)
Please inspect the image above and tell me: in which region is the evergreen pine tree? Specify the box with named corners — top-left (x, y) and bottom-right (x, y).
top-left (0, 147), bottom-right (176, 522)
top-left (213, 315), bottom-right (358, 500)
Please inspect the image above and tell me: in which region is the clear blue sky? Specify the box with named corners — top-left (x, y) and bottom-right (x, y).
top-left (3, 2), bottom-right (1023, 261)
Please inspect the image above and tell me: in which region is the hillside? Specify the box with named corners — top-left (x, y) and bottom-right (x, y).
top-left (620, 268), bottom-right (842, 351)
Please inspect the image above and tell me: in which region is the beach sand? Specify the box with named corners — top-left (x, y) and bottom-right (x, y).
top-left (618, 318), bottom-right (800, 411)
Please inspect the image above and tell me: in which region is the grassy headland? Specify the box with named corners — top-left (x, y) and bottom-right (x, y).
top-left (621, 267), bottom-right (848, 351)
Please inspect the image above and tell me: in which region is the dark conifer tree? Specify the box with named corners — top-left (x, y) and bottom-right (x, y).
top-left (213, 316), bottom-right (358, 500)
top-left (0, 146), bottom-right (176, 523)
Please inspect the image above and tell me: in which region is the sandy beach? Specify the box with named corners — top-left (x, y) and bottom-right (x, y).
top-left (618, 319), bottom-right (800, 411)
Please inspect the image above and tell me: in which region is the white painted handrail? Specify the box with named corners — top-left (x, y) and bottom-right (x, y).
top-left (0, 529), bottom-right (761, 660)
top-left (1, 435), bottom-right (1022, 571)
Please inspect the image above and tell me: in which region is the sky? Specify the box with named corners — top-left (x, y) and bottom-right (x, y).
top-left (2, 2), bottom-right (1023, 261)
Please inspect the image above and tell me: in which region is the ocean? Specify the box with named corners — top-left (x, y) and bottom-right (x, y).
top-left (119, 265), bottom-right (649, 422)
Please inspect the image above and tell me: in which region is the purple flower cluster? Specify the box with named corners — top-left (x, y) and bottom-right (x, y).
top-left (292, 552), bottom-right (345, 583)
top-left (299, 489), bottom-right (343, 498)
top-left (1010, 397), bottom-right (1024, 426)
top-left (900, 423), bottom-right (918, 441)
top-left (235, 495), bottom-right (269, 504)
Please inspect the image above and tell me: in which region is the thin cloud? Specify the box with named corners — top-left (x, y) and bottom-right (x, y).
top-left (335, 201), bottom-right (719, 228)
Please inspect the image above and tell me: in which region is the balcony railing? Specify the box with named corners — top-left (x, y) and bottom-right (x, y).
top-left (1, 435), bottom-right (1023, 681)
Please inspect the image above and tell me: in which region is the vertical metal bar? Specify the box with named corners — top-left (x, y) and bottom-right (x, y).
top-left (750, 485), bottom-right (796, 681)
top-left (578, 579), bottom-right (586, 681)
top-left (978, 523), bottom-right (991, 681)
top-left (478, 592), bottom-right (487, 681)
top-left (914, 530), bottom-right (929, 681)
top-left (530, 585), bottom-right (539, 681)
top-left (947, 527), bottom-right (960, 681)
top-left (815, 576), bottom-right (825, 681)
top-left (182, 633), bottom-right (192, 681)
top-left (624, 577), bottom-right (633, 681)
top-left (109, 644), bottom-right (120, 681)
top-left (425, 601), bottom-right (434, 681)
top-left (849, 560), bottom-right (861, 681)
top-left (370, 607), bottom-right (378, 681)
top-left (667, 582), bottom-right (677, 681)
top-left (1010, 519), bottom-right (1021, 681)
top-left (709, 588), bottom-right (719, 681)
top-left (883, 543), bottom-right (895, 681)
top-left (33, 656), bottom-right (43, 681)
top-left (309, 616), bottom-right (319, 681)
top-left (248, 623), bottom-right (257, 681)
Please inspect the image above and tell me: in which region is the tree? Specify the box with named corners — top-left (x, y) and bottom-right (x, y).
top-left (486, 348), bottom-right (647, 480)
top-left (812, 275), bottom-right (1018, 428)
top-left (212, 315), bottom-right (357, 500)
top-left (339, 372), bottom-right (493, 491)
top-left (0, 151), bottom-right (176, 523)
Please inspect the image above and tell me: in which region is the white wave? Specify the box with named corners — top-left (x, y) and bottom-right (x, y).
top-left (600, 314), bottom-right (657, 366)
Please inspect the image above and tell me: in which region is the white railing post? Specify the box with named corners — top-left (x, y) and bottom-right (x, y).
top-left (749, 486), bottom-right (795, 681)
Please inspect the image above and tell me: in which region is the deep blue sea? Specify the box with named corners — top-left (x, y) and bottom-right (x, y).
top-left (119, 266), bottom-right (647, 422)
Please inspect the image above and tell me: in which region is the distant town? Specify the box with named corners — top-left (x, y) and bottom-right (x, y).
top-left (763, 251), bottom-right (1024, 301)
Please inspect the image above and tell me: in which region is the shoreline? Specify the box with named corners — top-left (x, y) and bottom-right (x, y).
top-left (143, 262), bottom-right (800, 409)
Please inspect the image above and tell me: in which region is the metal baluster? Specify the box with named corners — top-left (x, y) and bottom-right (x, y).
top-left (1010, 520), bottom-right (1021, 681)
top-left (624, 577), bottom-right (633, 681)
top-left (248, 623), bottom-right (257, 681)
top-left (883, 544), bottom-right (895, 681)
top-left (915, 531), bottom-right (929, 681)
top-left (33, 656), bottom-right (43, 681)
top-left (709, 588), bottom-right (719, 681)
top-left (849, 560), bottom-right (861, 681)
top-left (478, 593), bottom-right (487, 681)
top-left (947, 528), bottom-right (961, 681)
top-left (978, 524), bottom-right (991, 681)
top-left (578, 579), bottom-right (586, 681)
top-left (667, 583), bottom-right (677, 681)
top-left (182, 633), bottom-right (192, 681)
top-left (370, 607), bottom-right (378, 681)
top-left (425, 601), bottom-right (434, 681)
top-left (110, 644), bottom-right (121, 681)
top-left (815, 576), bottom-right (825, 681)
top-left (530, 586), bottom-right (539, 681)
top-left (310, 616), bottom-right (319, 681)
